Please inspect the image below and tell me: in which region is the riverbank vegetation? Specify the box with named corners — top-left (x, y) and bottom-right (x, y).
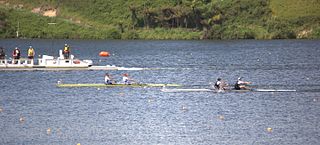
top-left (0, 0), bottom-right (319, 39)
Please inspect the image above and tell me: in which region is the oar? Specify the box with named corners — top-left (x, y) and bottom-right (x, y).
top-left (130, 78), bottom-right (139, 85)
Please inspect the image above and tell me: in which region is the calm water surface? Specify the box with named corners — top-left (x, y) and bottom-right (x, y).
top-left (0, 39), bottom-right (320, 145)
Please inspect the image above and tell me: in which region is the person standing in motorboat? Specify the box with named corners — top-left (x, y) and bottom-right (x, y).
top-left (0, 47), bottom-right (5, 64)
top-left (234, 77), bottom-right (251, 90)
top-left (0, 47), bottom-right (5, 60)
top-left (12, 47), bottom-right (21, 64)
top-left (63, 44), bottom-right (70, 59)
top-left (27, 46), bottom-right (35, 59)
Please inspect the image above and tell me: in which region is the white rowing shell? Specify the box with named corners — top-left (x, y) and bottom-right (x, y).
top-left (161, 88), bottom-right (297, 93)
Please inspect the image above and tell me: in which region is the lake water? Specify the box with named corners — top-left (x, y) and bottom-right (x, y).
top-left (0, 39), bottom-right (319, 145)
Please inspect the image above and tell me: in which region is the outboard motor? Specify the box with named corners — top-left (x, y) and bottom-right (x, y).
top-left (83, 60), bottom-right (93, 66)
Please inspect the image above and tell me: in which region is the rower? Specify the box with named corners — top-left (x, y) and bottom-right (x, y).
top-left (214, 78), bottom-right (228, 91)
top-left (234, 77), bottom-right (251, 90)
top-left (122, 73), bottom-right (135, 85)
top-left (104, 73), bottom-right (115, 85)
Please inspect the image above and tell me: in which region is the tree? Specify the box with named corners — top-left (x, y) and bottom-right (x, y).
top-left (129, 5), bottom-right (138, 30)
top-left (117, 21), bottom-right (124, 33)
top-left (0, 11), bottom-right (7, 36)
top-left (191, 0), bottom-right (203, 29)
top-left (143, 7), bottom-right (158, 29)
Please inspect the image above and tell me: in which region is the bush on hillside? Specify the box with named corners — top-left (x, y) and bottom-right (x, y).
top-left (121, 30), bottom-right (139, 39)
top-left (267, 19), bottom-right (296, 39)
top-left (311, 27), bottom-right (320, 38)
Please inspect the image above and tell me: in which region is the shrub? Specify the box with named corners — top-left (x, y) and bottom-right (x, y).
top-left (121, 30), bottom-right (139, 39)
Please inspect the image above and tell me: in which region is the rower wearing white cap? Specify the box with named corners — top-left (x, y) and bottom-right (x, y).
top-left (234, 77), bottom-right (251, 90)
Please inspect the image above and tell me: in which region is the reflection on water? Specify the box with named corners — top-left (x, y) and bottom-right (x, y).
top-left (0, 39), bottom-right (320, 144)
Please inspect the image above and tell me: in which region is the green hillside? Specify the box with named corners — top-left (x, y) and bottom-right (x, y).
top-left (0, 3), bottom-right (120, 39)
top-left (0, 0), bottom-right (319, 39)
top-left (270, 0), bottom-right (320, 19)
top-left (269, 0), bottom-right (320, 38)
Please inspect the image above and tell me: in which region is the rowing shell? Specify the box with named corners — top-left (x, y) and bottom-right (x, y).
top-left (57, 83), bottom-right (181, 88)
top-left (161, 88), bottom-right (297, 92)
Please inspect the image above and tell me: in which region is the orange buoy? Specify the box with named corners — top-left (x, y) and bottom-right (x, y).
top-left (99, 51), bottom-right (110, 57)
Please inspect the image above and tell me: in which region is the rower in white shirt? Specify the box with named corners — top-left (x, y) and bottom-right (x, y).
top-left (234, 77), bottom-right (251, 90)
top-left (122, 73), bottom-right (136, 85)
top-left (104, 73), bottom-right (115, 85)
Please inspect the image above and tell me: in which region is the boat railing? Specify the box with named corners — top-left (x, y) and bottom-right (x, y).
top-left (0, 58), bottom-right (34, 65)
top-left (38, 57), bottom-right (78, 66)
top-left (0, 54), bottom-right (91, 68)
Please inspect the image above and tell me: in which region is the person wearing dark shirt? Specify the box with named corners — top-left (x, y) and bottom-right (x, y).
top-left (0, 47), bottom-right (5, 60)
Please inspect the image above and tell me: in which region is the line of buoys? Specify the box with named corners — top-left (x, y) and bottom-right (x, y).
top-left (57, 128), bottom-right (62, 136)
top-left (99, 51), bottom-right (110, 57)
top-left (218, 115), bottom-right (225, 120)
top-left (181, 105), bottom-right (188, 112)
top-left (19, 116), bottom-right (25, 123)
top-left (267, 127), bottom-right (273, 132)
top-left (148, 97), bottom-right (154, 103)
top-left (47, 128), bottom-right (52, 135)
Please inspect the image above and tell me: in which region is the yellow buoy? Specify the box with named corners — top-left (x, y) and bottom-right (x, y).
top-left (267, 127), bottom-right (272, 132)
top-left (77, 143), bottom-right (81, 145)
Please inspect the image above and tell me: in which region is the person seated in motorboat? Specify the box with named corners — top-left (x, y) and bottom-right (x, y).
top-left (214, 78), bottom-right (228, 91)
top-left (122, 73), bottom-right (135, 85)
top-left (234, 77), bottom-right (251, 90)
top-left (105, 73), bottom-right (115, 85)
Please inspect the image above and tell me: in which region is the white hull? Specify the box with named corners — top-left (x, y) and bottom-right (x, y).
top-left (161, 88), bottom-right (297, 93)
